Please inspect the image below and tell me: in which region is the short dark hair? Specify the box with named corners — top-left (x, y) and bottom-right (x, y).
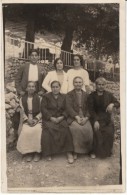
top-left (73, 54), bottom-right (83, 66)
top-left (54, 58), bottom-right (64, 70)
top-left (29, 49), bottom-right (39, 56)
top-left (51, 80), bottom-right (61, 88)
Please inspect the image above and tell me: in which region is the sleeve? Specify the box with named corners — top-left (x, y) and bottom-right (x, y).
top-left (110, 93), bottom-right (120, 108)
top-left (61, 98), bottom-right (68, 118)
top-left (19, 98), bottom-right (28, 122)
top-left (41, 95), bottom-right (52, 120)
top-left (42, 72), bottom-right (52, 92)
top-left (15, 64), bottom-right (25, 94)
top-left (85, 96), bottom-right (90, 118)
top-left (35, 113), bottom-right (42, 121)
top-left (35, 96), bottom-right (42, 120)
top-left (83, 70), bottom-right (90, 86)
top-left (38, 67), bottom-right (47, 92)
top-left (87, 94), bottom-right (98, 123)
top-left (66, 93), bottom-right (79, 118)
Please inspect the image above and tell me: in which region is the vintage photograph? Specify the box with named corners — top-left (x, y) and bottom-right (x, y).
top-left (1, 0), bottom-right (126, 192)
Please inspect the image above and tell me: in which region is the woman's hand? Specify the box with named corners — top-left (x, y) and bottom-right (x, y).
top-left (32, 118), bottom-right (38, 126)
top-left (50, 117), bottom-right (58, 124)
top-left (106, 103), bottom-right (114, 114)
top-left (75, 116), bottom-right (82, 124)
top-left (27, 119), bottom-right (34, 126)
top-left (80, 117), bottom-right (88, 126)
top-left (56, 116), bottom-right (64, 123)
top-left (94, 121), bottom-right (100, 131)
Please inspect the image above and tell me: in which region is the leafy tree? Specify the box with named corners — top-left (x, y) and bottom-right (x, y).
top-left (3, 3), bottom-right (119, 57)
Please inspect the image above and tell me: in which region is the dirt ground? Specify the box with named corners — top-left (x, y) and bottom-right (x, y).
top-left (7, 141), bottom-right (120, 190)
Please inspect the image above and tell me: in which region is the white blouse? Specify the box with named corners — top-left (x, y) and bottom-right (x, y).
top-left (67, 68), bottom-right (90, 92)
top-left (42, 70), bottom-right (68, 94)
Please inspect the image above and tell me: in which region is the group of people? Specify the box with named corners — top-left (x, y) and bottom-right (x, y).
top-left (15, 49), bottom-right (120, 163)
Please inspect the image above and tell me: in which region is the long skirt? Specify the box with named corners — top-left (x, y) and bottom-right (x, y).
top-left (69, 120), bottom-right (93, 154)
top-left (41, 120), bottom-right (73, 156)
top-left (92, 121), bottom-right (115, 158)
top-left (17, 122), bottom-right (42, 154)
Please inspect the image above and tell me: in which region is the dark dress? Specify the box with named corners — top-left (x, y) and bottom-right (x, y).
top-left (66, 89), bottom-right (93, 154)
top-left (88, 90), bottom-right (120, 158)
top-left (41, 92), bottom-right (73, 156)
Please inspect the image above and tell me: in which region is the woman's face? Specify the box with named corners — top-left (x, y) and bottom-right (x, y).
top-left (51, 82), bottom-right (61, 95)
top-left (96, 80), bottom-right (106, 92)
top-left (56, 59), bottom-right (63, 71)
top-left (27, 82), bottom-right (36, 94)
top-left (73, 56), bottom-right (81, 68)
top-left (73, 78), bottom-right (83, 90)
top-left (30, 52), bottom-right (39, 64)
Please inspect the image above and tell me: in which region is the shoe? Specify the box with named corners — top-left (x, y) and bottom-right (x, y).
top-left (73, 153), bottom-right (78, 160)
top-left (67, 152), bottom-right (74, 164)
top-left (26, 153), bottom-right (33, 162)
top-left (33, 153), bottom-right (41, 162)
top-left (90, 153), bottom-right (96, 159)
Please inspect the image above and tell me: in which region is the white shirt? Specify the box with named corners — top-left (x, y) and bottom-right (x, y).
top-left (28, 64), bottom-right (38, 81)
top-left (67, 68), bottom-right (90, 92)
top-left (42, 70), bottom-right (68, 94)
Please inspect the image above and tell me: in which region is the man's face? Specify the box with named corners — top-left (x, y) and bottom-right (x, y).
top-left (29, 52), bottom-right (39, 64)
top-left (96, 81), bottom-right (106, 92)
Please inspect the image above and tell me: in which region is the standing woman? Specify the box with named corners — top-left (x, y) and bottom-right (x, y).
top-left (41, 81), bottom-right (74, 163)
top-left (17, 81), bottom-right (42, 162)
top-left (42, 58), bottom-right (68, 94)
top-left (67, 54), bottom-right (90, 93)
top-left (88, 77), bottom-right (120, 158)
top-left (66, 77), bottom-right (93, 160)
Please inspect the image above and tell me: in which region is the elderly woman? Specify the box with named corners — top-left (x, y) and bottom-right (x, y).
top-left (41, 81), bottom-right (74, 163)
top-left (88, 77), bottom-right (120, 158)
top-left (67, 54), bottom-right (90, 93)
top-left (17, 81), bottom-right (42, 162)
top-left (42, 58), bottom-right (68, 94)
top-left (66, 76), bottom-right (93, 160)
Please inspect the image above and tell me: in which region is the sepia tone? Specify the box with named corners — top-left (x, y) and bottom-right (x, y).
top-left (1, 0), bottom-right (126, 193)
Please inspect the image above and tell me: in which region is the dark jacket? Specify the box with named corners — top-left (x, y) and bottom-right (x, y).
top-left (41, 92), bottom-right (67, 121)
top-left (15, 62), bottom-right (46, 94)
top-left (66, 89), bottom-right (90, 125)
top-left (88, 90), bottom-right (120, 124)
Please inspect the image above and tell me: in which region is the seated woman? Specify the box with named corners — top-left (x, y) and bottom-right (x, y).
top-left (42, 58), bottom-right (68, 94)
top-left (66, 76), bottom-right (93, 160)
top-left (17, 81), bottom-right (42, 162)
top-left (88, 77), bottom-right (120, 158)
top-left (41, 81), bottom-right (74, 163)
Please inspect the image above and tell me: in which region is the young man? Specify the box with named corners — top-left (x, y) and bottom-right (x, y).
top-left (15, 49), bottom-right (46, 96)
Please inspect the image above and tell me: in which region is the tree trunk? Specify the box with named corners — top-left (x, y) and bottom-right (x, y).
top-left (61, 26), bottom-right (74, 52)
top-left (24, 14), bottom-right (36, 59)
top-left (25, 18), bottom-right (35, 42)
